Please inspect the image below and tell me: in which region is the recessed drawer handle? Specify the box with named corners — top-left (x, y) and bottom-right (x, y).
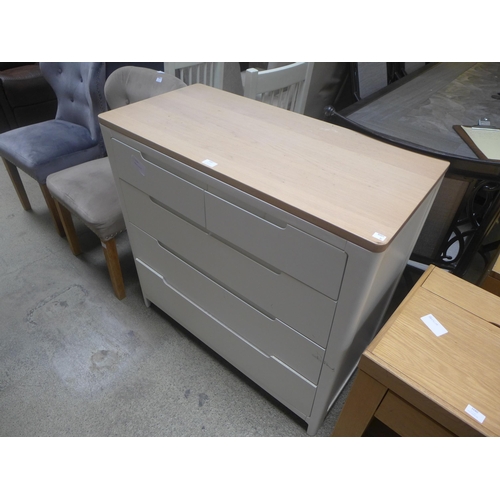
top-left (262, 213), bottom-right (287, 230)
top-left (207, 191), bottom-right (287, 229)
top-left (238, 205), bottom-right (288, 230)
top-left (147, 194), bottom-right (206, 231)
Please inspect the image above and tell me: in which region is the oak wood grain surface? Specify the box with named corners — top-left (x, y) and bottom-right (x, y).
top-left (99, 84), bottom-right (448, 252)
top-left (365, 266), bottom-right (500, 436)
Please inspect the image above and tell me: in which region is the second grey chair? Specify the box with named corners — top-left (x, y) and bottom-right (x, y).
top-left (46, 67), bottom-right (187, 300)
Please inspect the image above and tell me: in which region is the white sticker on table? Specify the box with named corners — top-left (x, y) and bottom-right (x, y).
top-left (421, 314), bottom-right (448, 336)
top-left (202, 159), bottom-right (218, 168)
top-left (465, 404), bottom-right (486, 424)
top-left (372, 232), bottom-right (387, 242)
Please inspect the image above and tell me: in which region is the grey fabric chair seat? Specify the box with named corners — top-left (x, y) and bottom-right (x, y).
top-left (46, 157), bottom-right (124, 241)
top-left (46, 67), bottom-right (187, 300)
top-left (0, 119), bottom-right (100, 183)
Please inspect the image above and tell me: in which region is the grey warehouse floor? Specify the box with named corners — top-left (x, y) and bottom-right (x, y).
top-left (0, 164), bottom-right (362, 437)
top-left (0, 162), bottom-right (488, 437)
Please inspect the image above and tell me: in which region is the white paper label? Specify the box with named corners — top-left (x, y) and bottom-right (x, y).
top-left (465, 404), bottom-right (486, 424)
top-left (156, 76), bottom-right (163, 83)
top-left (132, 157), bottom-right (146, 176)
top-left (421, 314), bottom-right (448, 336)
top-left (202, 159), bottom-right (218, 168)
top-left (372, 232), bottom-right (387, 242)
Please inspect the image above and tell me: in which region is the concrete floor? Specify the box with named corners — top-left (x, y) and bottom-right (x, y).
top-left (1, 160), bottom-right (491, 437)
top-left (0, 165), bottom-right (362, 437)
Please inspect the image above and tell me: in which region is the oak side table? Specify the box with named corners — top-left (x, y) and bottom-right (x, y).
top-left (332, 265), bottom-right (500, 437)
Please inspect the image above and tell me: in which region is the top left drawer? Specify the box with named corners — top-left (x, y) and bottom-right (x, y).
top-left (109, 138), bottom-right (206, 227)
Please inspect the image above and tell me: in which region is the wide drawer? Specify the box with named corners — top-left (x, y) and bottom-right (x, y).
top-left (135, 259), bottom-right (317, 418)
top-left (110, 138), bottom-right (205, 227)
top-left (205, 192), bottom-right (347, 299)
top-left (122, 181), bottom-right (336, 347)
top-left (130, 223), bottom-right (325, 385)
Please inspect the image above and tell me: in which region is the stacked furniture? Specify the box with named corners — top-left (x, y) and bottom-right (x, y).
top-left (99, 84), bottom-right (448, 434)
top-left (332, 62), bottom-right (500, 278)
top-left (0, 63), bottom-right (57, 134)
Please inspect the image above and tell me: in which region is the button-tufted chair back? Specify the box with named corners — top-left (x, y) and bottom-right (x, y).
top-left (40, 62), bottom-right (106, 150)
top-left (0, 62), bottom-right (108, 237)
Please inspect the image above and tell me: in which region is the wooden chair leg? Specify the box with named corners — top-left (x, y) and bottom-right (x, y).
top-left (54, 200), bottom-right (82, 256)
top-left (2, 158), bottom-right (31, 211)
top-left (101, 238), bottom-right (126, 300)
top-left (39, 184), bottom-right (65, 237)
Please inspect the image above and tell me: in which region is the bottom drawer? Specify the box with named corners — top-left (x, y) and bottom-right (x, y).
top-left (135, 259), bottom-right (317, 419)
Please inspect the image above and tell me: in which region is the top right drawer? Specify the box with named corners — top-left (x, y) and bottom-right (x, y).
top-left (205, 192), bottom-right (347, 300)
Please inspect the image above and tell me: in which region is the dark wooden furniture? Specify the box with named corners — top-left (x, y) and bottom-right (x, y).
top-left (0, 63), bottom-right (57, 134)
top-left (331, 62), bottom-right (500, 278)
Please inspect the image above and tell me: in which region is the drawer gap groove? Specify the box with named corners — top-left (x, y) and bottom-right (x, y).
top-left (137, 259), bottom-right (271, 358)
top-left (207, 232), bottom-right (283, 276)
top-left (149, 195), bottom-right (207, 231)
top-left (156, 239), bottom-right (280, 322)
top-left (271, 356), bottom-right (316, 387)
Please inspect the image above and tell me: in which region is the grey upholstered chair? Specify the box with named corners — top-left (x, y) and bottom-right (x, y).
top-left (0, 62), bottom-right (106, 236)
top-left (46, 67), bottom-right (187, 300)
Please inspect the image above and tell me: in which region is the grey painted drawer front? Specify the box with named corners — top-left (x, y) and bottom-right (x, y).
top-left (111, 138), bottom-right (205, 227)
top-left (134, 259), bottom-right (317, 418)
top-left (129, 223), bottom-right (325, 385)
top-left (120, 181), bottom-right (336, 348)
top-left (205, 193), bottom-right (347, 300)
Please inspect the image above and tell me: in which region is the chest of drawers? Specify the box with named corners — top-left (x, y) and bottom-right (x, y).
top-left (99, 84), bottom-right (449, 435)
